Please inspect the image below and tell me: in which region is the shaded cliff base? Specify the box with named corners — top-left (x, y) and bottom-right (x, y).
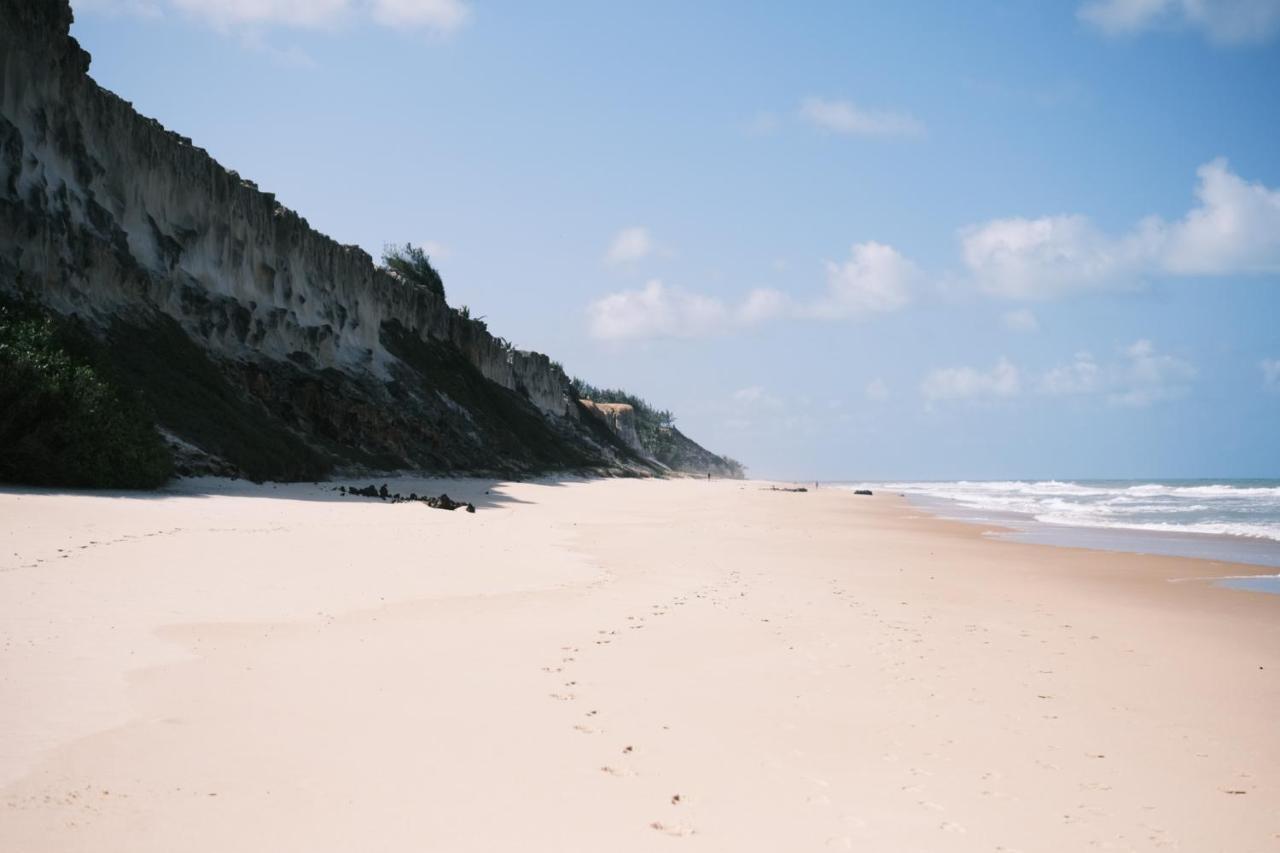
top-left (0, 286), bottom-right (654, 485)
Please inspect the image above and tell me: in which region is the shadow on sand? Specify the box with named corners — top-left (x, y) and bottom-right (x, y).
top-left (0, 474), bottom-right (600, 512)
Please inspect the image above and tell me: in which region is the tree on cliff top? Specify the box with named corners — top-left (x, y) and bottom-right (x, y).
top-left (382, 243), bottom-right (445, 300)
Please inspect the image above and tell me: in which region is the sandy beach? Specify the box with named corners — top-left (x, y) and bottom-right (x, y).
top-left (1, 478), bottom-right (1277, 851)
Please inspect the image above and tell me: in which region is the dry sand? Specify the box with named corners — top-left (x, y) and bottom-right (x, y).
top-left (1, 477), bottom-right (1276, 851)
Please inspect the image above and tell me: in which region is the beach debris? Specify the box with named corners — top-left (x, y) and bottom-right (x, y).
top-left (337, 484), bottom-right (475, 512)
top-left (765, 486), bottom-right (808, 493)
top-left (671, 794), bottom-right (682, 804)
top-left (854, 489), bottom-right (873, 496)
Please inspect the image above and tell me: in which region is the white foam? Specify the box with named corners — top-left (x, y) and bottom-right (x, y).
top-left (844, 480), bottom-right (1280, 543)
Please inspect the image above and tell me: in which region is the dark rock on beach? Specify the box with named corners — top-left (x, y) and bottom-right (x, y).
top-left (339, 484), bottom-right (474, 512)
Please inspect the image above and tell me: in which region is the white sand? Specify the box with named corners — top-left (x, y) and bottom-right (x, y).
top-left (1, 477), bottom-right (1277, 851)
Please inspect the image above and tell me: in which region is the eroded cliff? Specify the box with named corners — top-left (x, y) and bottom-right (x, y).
top-left (0, 0), bottom-right (719, 480)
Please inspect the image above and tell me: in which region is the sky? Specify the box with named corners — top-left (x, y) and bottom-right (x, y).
top-left (68, 0), bottom-right (1280, 480)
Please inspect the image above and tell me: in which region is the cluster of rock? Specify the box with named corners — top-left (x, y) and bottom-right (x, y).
top-left (337, 484), bottom-right (475, 513)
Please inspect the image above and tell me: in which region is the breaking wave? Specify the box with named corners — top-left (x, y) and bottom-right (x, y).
top-left (846, 480), bottom-right (1280, 542)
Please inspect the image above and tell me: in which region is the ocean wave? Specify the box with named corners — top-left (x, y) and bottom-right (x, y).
top-left (845, 479), bottom-right (1280, 543)
top-left (1032, 515), bottom-right (1280, 542)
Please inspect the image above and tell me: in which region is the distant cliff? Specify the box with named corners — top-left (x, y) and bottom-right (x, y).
top-left (0, 0), bottom-right (740, 482)
top-left (576, 385), bottom-right (745, 479)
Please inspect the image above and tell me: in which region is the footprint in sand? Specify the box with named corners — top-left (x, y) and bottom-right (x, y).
top-left (600, 765), bottom-right (637, 777)
top-left (649, 821), bottom-right (694, 837)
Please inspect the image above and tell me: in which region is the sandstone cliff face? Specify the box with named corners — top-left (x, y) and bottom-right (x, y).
top-left (579, 401), bottom-right (644, 453)
top-left (0, 0), bottom-right (673, 479)
top-left (0, 1), bottom-right (567, 412)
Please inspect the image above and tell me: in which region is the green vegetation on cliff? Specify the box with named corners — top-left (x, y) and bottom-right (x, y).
top-left (571, 377), bottom-right (745, 477)
top-left (0, 297), bottom-right (172, 488)
top-left (382, 243), bottom-right (445, 300)
top-left (571, 377), bottom-right (674, 450)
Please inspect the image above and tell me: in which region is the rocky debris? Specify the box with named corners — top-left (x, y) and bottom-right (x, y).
top-left (336, 484), bottom-right (475, 513)
top-left (766, 486), bottom-right (808, 493)
top-left (854, 489), bottom-right (873, 496)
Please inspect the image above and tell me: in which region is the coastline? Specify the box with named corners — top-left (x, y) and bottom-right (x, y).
top-left (2, 478), bottom-right (1277, 850)
top-left (851, 483), bottom-right (1280, 577)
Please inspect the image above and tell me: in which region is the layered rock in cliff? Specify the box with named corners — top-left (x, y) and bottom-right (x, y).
top-left (0, 0), bottom-right (741, 482)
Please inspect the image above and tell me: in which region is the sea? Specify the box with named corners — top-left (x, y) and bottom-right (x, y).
top-left (837, 480), bottom-right (1280, 593)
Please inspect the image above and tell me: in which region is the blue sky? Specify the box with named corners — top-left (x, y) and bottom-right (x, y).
top-left (70, 0), bottom-right (1280, 480)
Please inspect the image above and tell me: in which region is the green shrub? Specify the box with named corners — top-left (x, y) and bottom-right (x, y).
top-left (382, 243), bottom-right (445, 300)
top-left (0, 298), bottom-right (173, 488)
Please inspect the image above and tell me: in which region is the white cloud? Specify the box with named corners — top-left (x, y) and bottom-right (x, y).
top-left (587, 280), bottom-right (729, 341)
top-left (738, 288), bottom-right (789, 324)
top-left (1260, 358), bottom-right (1280, 392)
top-left (1040, 340), bottom-right (1195, 406)
top-left (586, 280), bottom-right (787, 341)
top-left (799, 97), bottom-right (924, 138)
top-left (1040, 351), bottom-right (1103, 395)
top-left (1159, 158), bottom-right (1280, 274)
top-left (587, 240), bottom-right (918, 341)
top-left (75, 0), bottom-right (470, 34)
top-left (1078, 0), bottom-right (1280, 44)
top-left (168, 0), bottom-right (348, 29)
top-left (921, 358), bottom-right (1021, 401)
top-left (962, 159), bottom-right (1280, 299)
top-left (1002, 308), bottom-right (1041, 333)
top-left (806, 242), bottom-right (918, 318)
top-left (865, 378), bottom-right (890, 400)
top-left (72, 0), bottom-right (162, 16)
top-left (604, 226), bottom-right (655, 265)
top-left (1079, 0), bottom-right (1179, 34)
top-left (961, 213), bottom-right (1150, 298)
top-left (370, 0), bottom-right (468, 31)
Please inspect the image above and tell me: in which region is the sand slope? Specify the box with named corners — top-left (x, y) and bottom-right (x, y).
top-left (1, 478), bottom-right (1276, 851)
